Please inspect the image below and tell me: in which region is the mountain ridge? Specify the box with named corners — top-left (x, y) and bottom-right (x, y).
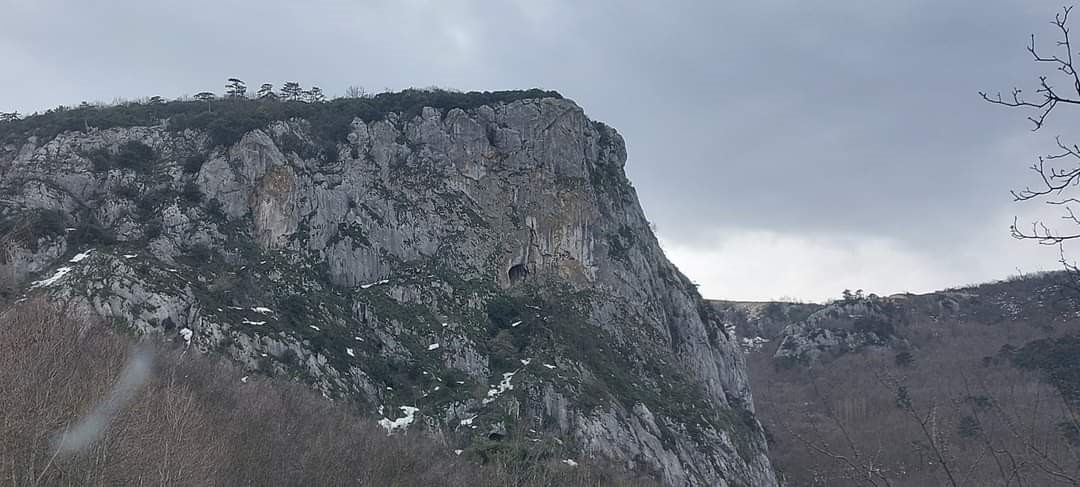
top-left (0, 90), bottom-right (775, 486)
top-left (714, 271), bottom-right (1080, 485)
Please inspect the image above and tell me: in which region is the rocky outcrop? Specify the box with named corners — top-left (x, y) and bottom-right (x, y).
top-left (713, 296), bottom-right (916, 366)
top-left (711, 275), bottom-right (1073, 368)
top-left (0, 92), bottom-right (775, 486)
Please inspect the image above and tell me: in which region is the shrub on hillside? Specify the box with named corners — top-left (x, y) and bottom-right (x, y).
top-left (0, 89), bottom-right (562, 148)
top-left (182, 153), bottom-right (207, 174)
top-left (67, 221), bottom-right (116, 247)
top-left (84, 148), bottom-right (114, 172)
top-left (1010, 334), bottom-right (1080, 403)
top-left (180, 181), bottom-right (203, 205)
top-left (115, 140), bottom-right (157, 172)
top-left (0, 209), bottom-right (69, 253)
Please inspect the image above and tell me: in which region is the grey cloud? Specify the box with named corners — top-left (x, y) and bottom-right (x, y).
top-left (0, 0), bottom-right (1072, 294)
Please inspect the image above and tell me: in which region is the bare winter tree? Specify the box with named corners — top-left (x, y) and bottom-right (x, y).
top-left (778, 358), bottom-right (1080, 486)
top-left (344, 85), bottom-right (367, 98)
top-left (0, 299), bottom-right (657, 486)
top-left (0, 234), bottom-right (14, 298)
top-left (982, 6), bottom-right (1080, 282)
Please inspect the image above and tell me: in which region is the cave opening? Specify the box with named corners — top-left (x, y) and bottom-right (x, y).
top-left (508, 264), bottom-right (529, 285)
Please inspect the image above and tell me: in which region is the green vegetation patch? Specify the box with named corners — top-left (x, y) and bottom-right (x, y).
top-left (1009, 334), bottom-right (1080, 403)
top-left (1, 88), bottom-right (562, 147)
top-left (0, 208), bottom-right (67, 251)
top-left (606, 225), bottom-right (637, 263)
top-left (81, 141), bottom-right (159, 173)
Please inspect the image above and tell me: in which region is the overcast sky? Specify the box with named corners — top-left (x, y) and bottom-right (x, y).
top-left (2, 0), bottom-right (1076, 301)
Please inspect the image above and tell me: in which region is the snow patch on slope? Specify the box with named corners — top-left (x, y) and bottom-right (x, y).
top-left (360, 279), bottom-right (390, 289)
top-left (482, 372), bottom-right (516, 405)
top-left (30, 267), bottom-right (72, 288)
top-left (378, 406), bottom-right (419, 434)
top-left (69, 249), bottom-right (94, 263)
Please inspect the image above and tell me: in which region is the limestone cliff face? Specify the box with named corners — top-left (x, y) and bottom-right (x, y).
top-left (0, 93), bottom-right (775, 486)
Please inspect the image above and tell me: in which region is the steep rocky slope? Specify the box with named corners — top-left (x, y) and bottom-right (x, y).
top-left (0, 91), bottom-right (774, 486)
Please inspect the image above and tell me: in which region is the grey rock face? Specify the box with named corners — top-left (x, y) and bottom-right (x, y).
top-left (712, 291), bottom-right (982, 367)
top-left (0, 96), bottom-right (775, 486)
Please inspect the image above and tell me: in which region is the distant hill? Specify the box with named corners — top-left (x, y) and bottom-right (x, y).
top-left (713, 272), bottom-right (1080, 486)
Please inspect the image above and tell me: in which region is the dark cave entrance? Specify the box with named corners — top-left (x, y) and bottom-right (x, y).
top-left (508, 264), bottom-right (529, 285)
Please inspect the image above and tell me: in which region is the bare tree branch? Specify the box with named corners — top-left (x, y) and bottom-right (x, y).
top-left (872, 369), bottom-right (961, 487)
top-left (982, 7), bottom-right (1080, 130)
top-left (986, 6), bottom-right (1080, 283)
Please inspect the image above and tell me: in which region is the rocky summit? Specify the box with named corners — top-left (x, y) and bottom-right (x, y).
top-left (0, 90), bottom-right (775, 486)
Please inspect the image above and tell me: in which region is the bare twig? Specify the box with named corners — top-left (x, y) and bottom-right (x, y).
top-left (987, 6), bottom-right (1080, 282)
top-left (872, 369), bottom-right (961, 487)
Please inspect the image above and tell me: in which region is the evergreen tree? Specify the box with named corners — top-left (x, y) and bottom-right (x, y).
top-left (280, 82), bottom-right (302, 101)
top-left (225, 78), bottom-right (247, 98)
top-left (304, 86), bottom-right (325, 103)
top-left (193, 92), bottom-right (216, 112)
top-left (256, 83), bottom-right (276, 100)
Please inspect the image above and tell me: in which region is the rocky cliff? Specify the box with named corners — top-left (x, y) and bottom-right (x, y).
top-left (0, 90), bottom-right (775, 486)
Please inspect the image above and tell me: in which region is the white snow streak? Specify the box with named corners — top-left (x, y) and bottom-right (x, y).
top-left (378, 406), bottom-right (419, 434)
top-left (346, 348), bottom-right (355, 357)
top-left (251, 307), bottom-right (273, 314)
top-left (241, 319), bottom-right (265, 325)
top-left (740, 336), bottom-right (770, 352)
top-left (30, 267), bottom-right (72, 288)
top-left (482, 372), bottom-right (516, 405)
top-left (69, 249), bottom-right (94, 263)
top-left (179, 328), bottom-right (193, 344)
top-left (31, 248), bottom-right (96, 288)
top-left (359, 279), bottom-right (390, 289)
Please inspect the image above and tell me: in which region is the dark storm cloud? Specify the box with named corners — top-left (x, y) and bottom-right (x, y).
top-left (0, 0), bottom-right (1070, 298)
